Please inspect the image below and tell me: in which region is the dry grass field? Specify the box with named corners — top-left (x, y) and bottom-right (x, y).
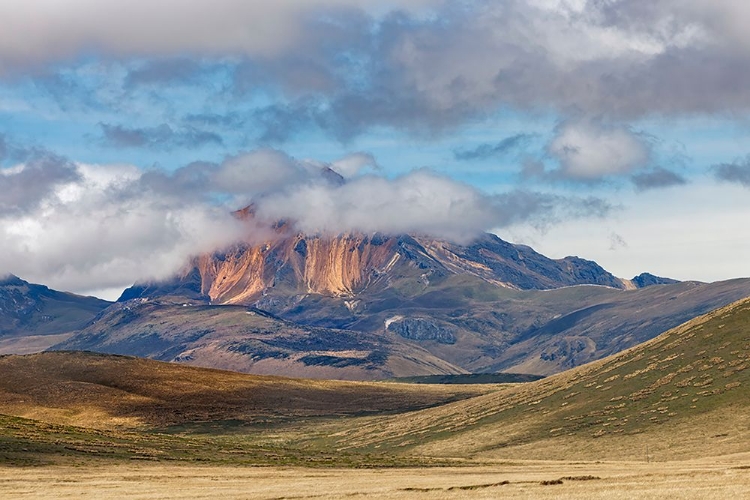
top-left (2, 459), bottom-right (750, 499)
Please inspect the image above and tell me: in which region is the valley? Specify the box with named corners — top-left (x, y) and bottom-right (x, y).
top-left (2, 298), bottom-right (750, 497)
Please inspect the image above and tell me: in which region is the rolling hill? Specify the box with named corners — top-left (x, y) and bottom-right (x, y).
top-left (0, 351), bottom-right (488, 430)
top-left (313, 296), bottom-right (750, 461)
top-left (49, 299), bottom-right (463, 379)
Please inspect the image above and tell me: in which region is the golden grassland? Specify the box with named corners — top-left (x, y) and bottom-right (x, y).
top-left (2, 459), bottom-right (750, 499)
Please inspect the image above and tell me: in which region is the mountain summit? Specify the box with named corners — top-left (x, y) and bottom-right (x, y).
top-left (119, 228), bottom-right (654, 306)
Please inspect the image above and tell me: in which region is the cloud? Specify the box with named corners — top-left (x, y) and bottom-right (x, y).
top-left (253, 169), bottom-right (612, 242)
top-left (329, 152), bottom-right (379, 178)
top-left (212, 149), bottom-right (312, 195)
top-left (454, 133), bottom-right (535, 161)
top-left (546, 120), bottom-right (651, 180)
top-left (609, 232), bottom-right (629, 251)
top-left (183, 112), bottom-right (246, 128)
top-left (2, 1), bottom-right (750, 141)
top-left (0, 153), bottom-right (81, 215)
top-left (0, 1), bottom-right (435, 73)
top-left (99, 123), bottom-right (223, 150)
top-left (0, 162), bottom-right (248, 295)
top-left (631, 167), bottom-right (687, 191)
top-left (0, 147), bottom-right (613, 294)
top-left (251, 98), bottom-right (327, 143)
top-left (712, 156), bottom-right (750, 187)
top-left (232, 0), bottom-right (750, 139)
top-left (133, 149), bottom-right (336, 201)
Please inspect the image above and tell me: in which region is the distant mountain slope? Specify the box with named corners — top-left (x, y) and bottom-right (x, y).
top-left (51, 299), bottom-right (463, 380)
top-left (56, 274), bottom-right (750, 379)
top-left (321, 297), bottom-right (750, 461)
top-left (0, 275), bottom-right (111, 354)
top-left (630, 272), bottom-right (679, 288)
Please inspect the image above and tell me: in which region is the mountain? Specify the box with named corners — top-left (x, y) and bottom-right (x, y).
top-left (3, 218), bottom-right (738, 380)
top-left (0, 275), bottom-right (111, 354)
top-left (51, 298), bottom-right (462, 380)
top-left (87, 225), bottom-right (750, 379)
top-left (56, 271), bottom-right (750, 379)
top-left (119, 231), bottom-right (640, 306)
top-left (631, 272), bottom-right (680, 288)
top-left (318, 296), bottom-right (750, 461)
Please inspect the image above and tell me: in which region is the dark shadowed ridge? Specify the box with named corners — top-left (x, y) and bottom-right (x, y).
top-left (0, 276), bottom-right (111, 348)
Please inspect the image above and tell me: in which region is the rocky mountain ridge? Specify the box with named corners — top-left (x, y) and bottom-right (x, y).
top-left (120, 230), bottom-right (668, 306)
top-left (0, 275), bottom-right (112, 354)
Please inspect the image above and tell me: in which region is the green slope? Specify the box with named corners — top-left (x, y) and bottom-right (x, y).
top-left (313, 297), bottom-right (750, 461)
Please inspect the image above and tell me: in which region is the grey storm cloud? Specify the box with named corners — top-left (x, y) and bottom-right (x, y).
top-left (454, 133), bottom-right (536, 161)
top-left (712, 156), bottom-right (750, 188)
top-left (234, 0), bottom-right (750, 139)
top-left (99, 123), bottom-right (223, 150)
top-left (0, 153), bottom-right (81, 215)
top-left (0, 0), bottom-right (435, 72)
top-left (631, 168), bottom-right (687, 192)
top-left (2, 1), bottom-right (750, 136)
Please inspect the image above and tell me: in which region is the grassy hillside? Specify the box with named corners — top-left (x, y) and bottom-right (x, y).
top-left (0, 351), bottom-right (488, 430)
top-left (310, 297), bottom-right (750, 461)
top-left (387, 373), bottom-right (544, 384)
top-left (0, 351), bottom-right (494, 466)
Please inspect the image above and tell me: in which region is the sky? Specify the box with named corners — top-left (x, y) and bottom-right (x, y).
top-left (2, 0), bottom-right (750, 300)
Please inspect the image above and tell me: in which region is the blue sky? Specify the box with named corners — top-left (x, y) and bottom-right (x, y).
top-left (1, 0), bottom-right (750, 298)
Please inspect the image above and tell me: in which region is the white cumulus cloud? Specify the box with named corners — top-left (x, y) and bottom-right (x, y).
top-left (548, 120), bottom-right (651, 180)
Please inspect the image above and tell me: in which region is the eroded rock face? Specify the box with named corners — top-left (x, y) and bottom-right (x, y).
top-left (193, 233), bottom-right (406, 303)
top-left (387, 318), bottom-right (457, 345)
